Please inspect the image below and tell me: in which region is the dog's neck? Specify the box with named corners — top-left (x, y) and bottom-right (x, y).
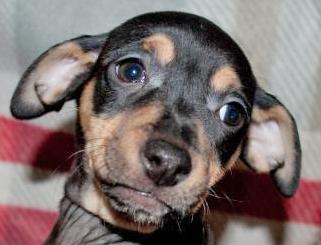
top-left (46, 165), bottom-right (211, 245)
top-left (46, 197), bottom-right (209, 245)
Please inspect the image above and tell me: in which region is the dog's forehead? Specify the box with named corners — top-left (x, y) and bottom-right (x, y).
top-left (106, 12), bottom-right (255, 92)
top-left (111, 14), bottom-right (234, 64)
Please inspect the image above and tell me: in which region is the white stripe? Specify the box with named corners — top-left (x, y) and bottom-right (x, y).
top-left (296, 131), bottom-right (321, 181)
top-left (209, 212), bottom-right (321, 245)
top-left (0, 162), bottom-right (66, 211)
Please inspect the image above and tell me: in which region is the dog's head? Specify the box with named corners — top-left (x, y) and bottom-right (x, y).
top-left (11, 12), bottom-right (301, 233)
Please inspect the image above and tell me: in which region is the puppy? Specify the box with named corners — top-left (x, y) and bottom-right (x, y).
top-left (10, 12), bottom-right (301, 244)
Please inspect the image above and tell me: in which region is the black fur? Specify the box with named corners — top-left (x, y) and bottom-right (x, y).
top-left (46, 197), bottom-right (208, 245)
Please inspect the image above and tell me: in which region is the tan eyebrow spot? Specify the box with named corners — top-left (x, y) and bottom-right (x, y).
top-left (210, 65), bottom-right (241, 93)
top-left (142, 33), bottom-right (175, 66)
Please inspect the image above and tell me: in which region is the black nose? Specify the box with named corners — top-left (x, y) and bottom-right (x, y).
top-left (143, 140), bottom-right (191, 186)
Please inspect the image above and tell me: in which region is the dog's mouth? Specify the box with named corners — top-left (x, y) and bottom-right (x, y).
top-left (99, 181), bottom-right (172, 225)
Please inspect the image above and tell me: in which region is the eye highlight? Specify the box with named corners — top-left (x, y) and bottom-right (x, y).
top-left (218, 102), bottom-right (245, 127)
top-left (115, 58), bottom-right (146, 84)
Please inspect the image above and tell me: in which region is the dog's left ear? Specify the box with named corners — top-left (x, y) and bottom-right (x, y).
top-left (10, 34), bottom-right (107, 119)
top-left (242, 88), bottom-right (301, 197)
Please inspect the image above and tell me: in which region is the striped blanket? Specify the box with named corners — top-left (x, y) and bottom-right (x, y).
top-left (0, 0), bottom-right (320, 244)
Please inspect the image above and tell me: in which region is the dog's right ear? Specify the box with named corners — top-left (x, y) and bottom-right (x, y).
top-left (10, 34), bottom-right (107, 119)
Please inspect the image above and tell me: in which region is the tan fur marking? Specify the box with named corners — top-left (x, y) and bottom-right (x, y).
top-left (192, 121), bottom-right (234, 187)
top-left (216, 145), bottom-right (242, 180)
top-left (233, 159), bottom-right (250, 171)
top-left (251, 105), bottom-right (289, 123)
top-left (79, 87), bottom-right (164, 231)
top-left (208, 154), bottom-right (232, 187)
top-left (79, 80), bottom-right (95, 132)
top-left (143, 33), bottom-right (175, 66)
top-left (117, 104), bottom-right (163, 176)
top-left (210, 65), bottom-right (241, 93)
top-left (126, 103), bottom-right (163, 129)
top-left (190, 146), bottom-right (241, 214)
top-left (81, 181), bottom-right (158, 233)
top-left (192, 121), bottom-right (215, 185)
top-left (79, 79), bottom-right (125, 171)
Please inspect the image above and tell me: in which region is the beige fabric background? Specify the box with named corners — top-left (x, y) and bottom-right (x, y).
top-left (0, 0), bottom-right (320, 244)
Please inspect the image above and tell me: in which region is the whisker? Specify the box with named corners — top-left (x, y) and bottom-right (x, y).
top-left (45, 143), bottom-right (106, 179)
top-left (208, 187), bottom-right (245, 204)
top-left (175, 216), bottom-right (182, 233)
top-left (66, 144), bottom-right (106, 160)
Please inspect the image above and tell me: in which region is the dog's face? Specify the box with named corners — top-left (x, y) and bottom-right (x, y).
top-left (11, 12), bottom-right (301, 233)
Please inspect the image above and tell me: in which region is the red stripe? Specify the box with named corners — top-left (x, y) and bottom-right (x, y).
top-left (0, 115), bottom-right (320, 231)
top-left (210, 171), bottom-right (321, 226)
top-left (0, 115), bottom-right (74, 172)
top-left (0, 205), bottom-right (57, 245)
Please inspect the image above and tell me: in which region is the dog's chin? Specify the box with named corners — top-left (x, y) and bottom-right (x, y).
top-left (101, 184), bottom-right (170, 231)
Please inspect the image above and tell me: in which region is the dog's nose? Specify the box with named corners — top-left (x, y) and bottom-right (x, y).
top-left (143, 139), bottom-right (191, 186)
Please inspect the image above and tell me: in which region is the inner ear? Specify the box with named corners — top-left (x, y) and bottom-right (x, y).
top-left (10, 34), bottom-right (106, 119)
top-left (33, 42), bottom-right (98, 105)
top-left (246, 118), bottom-right (285, 172)
top-left (242, 88), bottom-right (301, 197)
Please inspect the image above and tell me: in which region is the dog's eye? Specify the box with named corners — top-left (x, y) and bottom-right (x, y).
top-left (218, 102), bottom-right (245, 126)
top-left (115, 58), bottom-right (146, 83)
